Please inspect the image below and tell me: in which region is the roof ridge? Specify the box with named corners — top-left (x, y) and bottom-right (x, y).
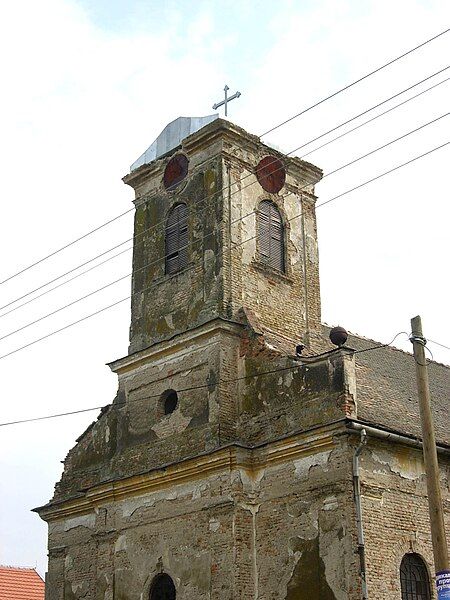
top-left (322, 323), bottom-right (450, 369)
top-left (0, 565), bottom-right (38, 571)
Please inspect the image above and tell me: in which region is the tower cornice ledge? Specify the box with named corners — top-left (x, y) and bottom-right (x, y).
top-left (108, 316), bottom-right (244, 375)
top-left (123, 118), bottom-right (323, 191)
top-left (184, 118), bottom-right (323, 187)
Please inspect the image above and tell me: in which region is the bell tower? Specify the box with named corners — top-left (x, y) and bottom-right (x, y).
top-left (37, 117), bottom-right (365, 600)
top-left (124, 116), bottom-right (323, 354)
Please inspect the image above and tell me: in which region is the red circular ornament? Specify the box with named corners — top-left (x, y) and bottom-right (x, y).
top-left (256, 156), bottom-right (286, 194)
top-left (163, 154), bottom-right (189, 190)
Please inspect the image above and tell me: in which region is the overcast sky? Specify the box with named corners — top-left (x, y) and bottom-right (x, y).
top-left (0, 0), bottom-right (449, 577)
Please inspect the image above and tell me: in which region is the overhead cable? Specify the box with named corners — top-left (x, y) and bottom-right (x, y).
top-left (1, 26), bottom-right (448, 288)
top-left (2, 65), bottom-right (448, 316)
top-left (261, 27), bottom-right (450, 137)
top-left (0, 139), bottom-right (447, 362)
top-left (0, 114), bottom-right (446, 343)
top-left (0, 333), bottom-right (410, 427)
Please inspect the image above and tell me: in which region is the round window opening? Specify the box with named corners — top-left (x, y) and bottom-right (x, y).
top-left (162, 389), bottom-right (178, 415)
top-left (163, 154), bottom-right (189, 190)
top-left (256, 155), bottom-right (286, 194)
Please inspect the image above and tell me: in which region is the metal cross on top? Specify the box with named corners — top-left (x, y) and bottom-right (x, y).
top-left (212, 85), bottom-right (241, 117)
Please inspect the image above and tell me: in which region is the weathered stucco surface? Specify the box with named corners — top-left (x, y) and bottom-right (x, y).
top-left (126, 119), bottom-right (323, 354)
top-left (36, 119), bottom-right (450, 600)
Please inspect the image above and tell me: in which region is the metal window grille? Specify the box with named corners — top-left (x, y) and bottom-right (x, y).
top-left (258, 200), bottom-right (285, 272)
top-left (400, 554), bottom-right (431, 600)
top-left (165, 203), bottom-right (188, 275)
top-left (150, 574), bottom-right (176, 600)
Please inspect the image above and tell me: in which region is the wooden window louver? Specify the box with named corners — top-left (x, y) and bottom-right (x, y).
top-left (400, 554), bottom-right (431, 600)
top-left (165, 203), bottom-right (188, 275)
top-left (258, 200), bottom-right (285, 272)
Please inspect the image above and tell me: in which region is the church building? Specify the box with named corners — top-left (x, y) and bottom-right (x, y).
top-left (35, 116), bottom-right (449, 599)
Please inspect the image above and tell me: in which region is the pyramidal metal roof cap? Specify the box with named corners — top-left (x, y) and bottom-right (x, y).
top-left (130, 114), bottom-right (219, 172)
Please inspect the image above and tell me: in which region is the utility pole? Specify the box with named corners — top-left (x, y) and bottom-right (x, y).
top-left (410, 316), bottom-right (449, 580)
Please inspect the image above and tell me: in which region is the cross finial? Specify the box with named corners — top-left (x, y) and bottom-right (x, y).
top-left (212, 84), bottom-right (241, 117)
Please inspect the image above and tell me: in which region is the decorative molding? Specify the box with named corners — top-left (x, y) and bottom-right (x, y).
top-left (109, 318), bottom-right (243, 375)
top-left (36, 428), bottom-right (337, 522)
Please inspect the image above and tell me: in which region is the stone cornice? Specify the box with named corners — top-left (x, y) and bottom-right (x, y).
top-left (123, 119), bottom-right (322, 193)
top-left (108, 317), bottom-right (244, 375)
top-left (185, 119), bottom-right (322, 186)
top-left (34, 424), bottom-right (340, 522)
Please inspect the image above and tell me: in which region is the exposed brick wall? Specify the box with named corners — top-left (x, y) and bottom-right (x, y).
top-left (38, 118), bottom-right (450, 600)
top-left (125, 119), bottom-right (323, 355)
top-left (359, 438), bottom-right (450, 599)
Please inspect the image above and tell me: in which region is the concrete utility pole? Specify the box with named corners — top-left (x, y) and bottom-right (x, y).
top-left (410, 315), bottom-right (449, 574)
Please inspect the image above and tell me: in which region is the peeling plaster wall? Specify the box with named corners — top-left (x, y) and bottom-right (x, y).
top-left (54, 327), bottom-right (237, 500)
top-left (125, 119), bottom-right (322, 355)
top-left (236, 348), bottom-right (357, 444)
top-left (224, 161), bottom-right (321, 344)
top-left (358, 439), bottom-right (450, 599)
top-left (45, 438), bottom-right (361, 600)
top-left (251, 441), bottom-right (360, 600)
top-left (54, 326), bottom-right (355, 501)
top-left (128, 153), bottom-right (225, 354)
top-left (48, 474), bottom-right (236, 600)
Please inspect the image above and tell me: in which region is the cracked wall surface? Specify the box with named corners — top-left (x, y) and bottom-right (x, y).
top-left (358, 439), bottom-right (450, 599)
top-left (36, 119), bottom-right (450, 600)
top-left (124, 119), bottom-right (322, 355)
top-left (43, 434), bottom-right (364, 600)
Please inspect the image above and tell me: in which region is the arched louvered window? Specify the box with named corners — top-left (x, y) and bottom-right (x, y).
top-left (400, 554), bottom-right (431, 600)
top-left (150, 573), bottom-right (176, 600)
top-left (165, 203), bottom-right (188, 275)
top-left (258, 200), bottom-right (285, 272)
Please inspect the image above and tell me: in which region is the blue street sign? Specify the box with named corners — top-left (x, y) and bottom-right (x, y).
top-left (437, 570), bottom-right (450, 600)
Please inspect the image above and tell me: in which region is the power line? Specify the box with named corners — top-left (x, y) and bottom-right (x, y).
top-left (282, 65), bottom-right (450, 159)
top-left (261, 26), bottom-right (450, 137)
top-left (2, 66), bottom-right (448, 316)
top-left (2, 27), bottom-right (448, 289)
top-left (0, 240), bottom-right (133, 313)
top-left (301, 74), bottom-right (450, 160)
top-left (0, 246), bottom-right (133, 319)
top-left (0, 405), bottom-right (106, 427)
top-left (315, 140), bottom-right (449, 210)
top-left (0, 139), bottom-right (447, 363)
top-left (427, 339), bottom-right (450, 352)
top-left (1, 114), bottom-right (445, 343)
top-left (0, 334), bottom-right (409, 427)
top-left (0, 207), bottom-right (134, 287)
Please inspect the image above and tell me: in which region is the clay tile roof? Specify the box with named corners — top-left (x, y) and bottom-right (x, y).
top-left (321, 325), bottom-right (450, 446)
top-left (0, 566), bottom-right (44, 600)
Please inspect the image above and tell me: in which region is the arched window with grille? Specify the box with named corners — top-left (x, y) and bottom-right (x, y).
top-left (257, 200), bottom-right (285, 272)
top-left (149, 573), bottom-right (176, 600)
top-left (400, 553), bottom-right (431, 600)
top-left (165, 203), bottom-right (188, 275)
